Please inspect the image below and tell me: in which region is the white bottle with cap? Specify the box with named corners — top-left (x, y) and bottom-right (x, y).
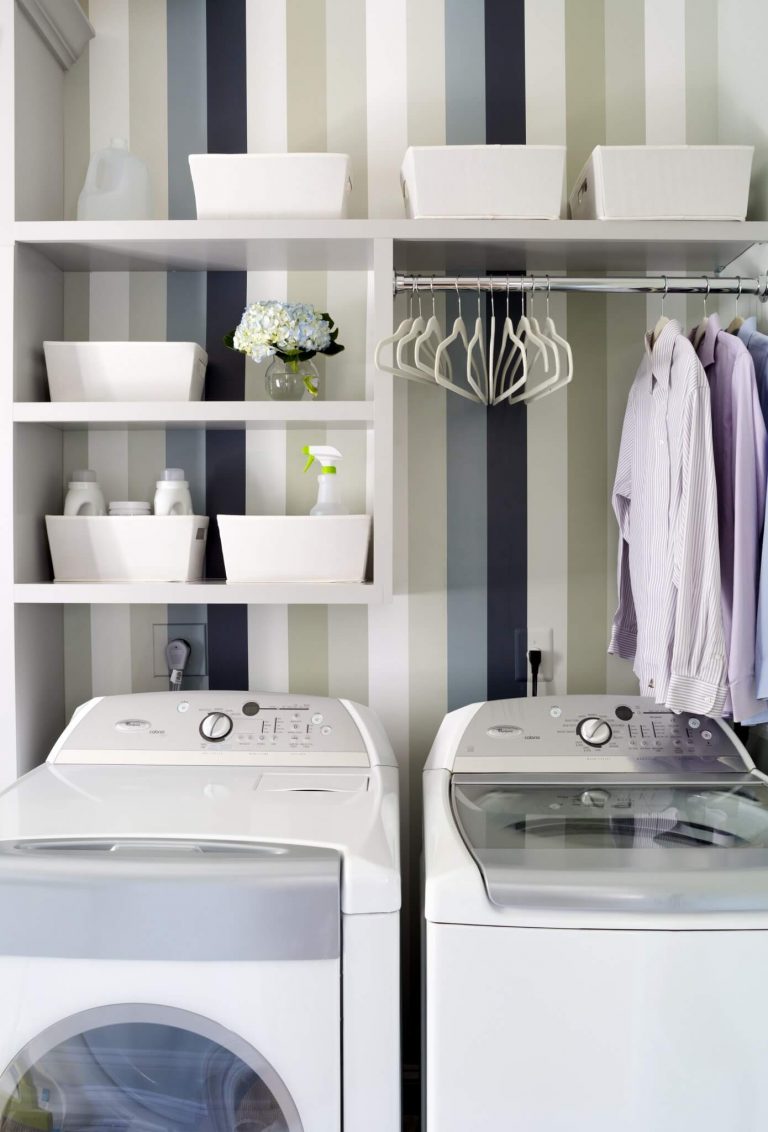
top-left (77, 137), bottom-right (152, 221)
top-left (154, 468), bottom-right (193, 516)
top-left (302, 446), bottom-right (348, 516)
top-left (64, 470), bottom-right (106, 516)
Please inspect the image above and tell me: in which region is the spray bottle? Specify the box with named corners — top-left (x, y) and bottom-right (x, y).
top-left (303, 445), bottom-right (348, 516)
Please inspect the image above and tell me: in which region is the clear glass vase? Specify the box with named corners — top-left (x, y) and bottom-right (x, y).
top-left (264, 357), bottom-right (319, 401)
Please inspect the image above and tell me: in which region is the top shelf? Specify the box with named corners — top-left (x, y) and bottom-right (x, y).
top-left (11, 219), bottom-right (768, 274)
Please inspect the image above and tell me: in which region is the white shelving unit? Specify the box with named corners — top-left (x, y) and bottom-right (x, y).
top-left (13, 401), bottom-right (376, 429)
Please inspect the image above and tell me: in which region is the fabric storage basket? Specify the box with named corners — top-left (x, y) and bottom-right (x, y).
top-left (189, 153), bottom-right (352, 219)
top-left (44, 342), bottom-right (208, 402)
top-left (218, 515), bottom-right (371, 583)
top-left (569, 145), bottom-right (754, 220)
top-left (400, 145), bottom-right (566, 219)
top-left (46, 516), bottom-right (209, 582)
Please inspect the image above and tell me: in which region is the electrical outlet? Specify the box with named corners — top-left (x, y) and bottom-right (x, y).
top-left (153, 623), bottom-right (208, 679)
top-left (514, 627), bottom-right (554, 683)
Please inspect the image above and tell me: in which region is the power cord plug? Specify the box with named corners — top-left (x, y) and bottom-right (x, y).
top-left (166, 638), bottom-right (191, 692)
top-left (528, 648), bottom-right (542, 697)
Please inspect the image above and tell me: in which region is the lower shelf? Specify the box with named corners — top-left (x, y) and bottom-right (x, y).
top-left (14, 580), bottom-right (380, 605)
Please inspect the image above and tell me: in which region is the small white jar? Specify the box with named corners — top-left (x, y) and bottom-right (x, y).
top-left (64, 470), bottom-right (106, 516)
top-left (109, 501), bottom-right (151, 516)
top-left (154, 468), bottom-right (193, 516)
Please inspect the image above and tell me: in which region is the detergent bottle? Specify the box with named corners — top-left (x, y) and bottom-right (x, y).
top-left (302, 445), bottom-right (348, 516)
top-left (77, 137), bottom-right (152, 220)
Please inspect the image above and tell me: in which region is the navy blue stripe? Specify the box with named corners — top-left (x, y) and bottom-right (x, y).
top-left (205, 0), bottom-right (247, 154)
top-left (205, 1), bottom-right (248, 689)
top-left (485, 0), bottom-right (527, 700)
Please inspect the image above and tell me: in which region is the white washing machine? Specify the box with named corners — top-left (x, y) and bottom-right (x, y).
top-left (0, 691), bottom-right (400, 1132)
top-left (424, 694), bottom-right (768, 1132)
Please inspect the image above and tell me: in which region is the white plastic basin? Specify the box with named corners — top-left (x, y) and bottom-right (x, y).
top-left (400, 145), bottom-right (566, 219)
top-left (189, 153), bottom-right (352, 219)
top-left (218, 515), bottom-right (371, 583)
top-left (44, 342), bottom-right (208, 402)
top-left (46, 516), bottom-right (209, 582)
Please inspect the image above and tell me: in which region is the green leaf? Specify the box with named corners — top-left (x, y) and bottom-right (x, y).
top-left (320, 312), bottom-right (334, 328)
top-left (323, 341), bottom-right (345, 356)
top-left (223, 331), bottom-right (236, 350)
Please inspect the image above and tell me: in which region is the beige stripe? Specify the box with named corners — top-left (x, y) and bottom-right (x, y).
top-left (524, 0), bottom-right (566, 144)
top-left (325, 272), bottom-right (367, 401)
top-left (685, 0), bottom-right (717, 144)
top-left (88, 0), bottom-right (130, 150)
top-left (327, 606), bottom-right (369, 703)
top-left (564, 0), bottom-right (605, 188)
top-left (130, 604), bottom-right (167, 692)
top-left (604, 0), bottom-right (645, 144)
top-left (365, 0), bottom-right (408, 218)
top-left (129, 0), bottom-right (168, 219)
top-left (90, 607), bottom-right (132, 695)
top-left (63, 31), bottom-right (90, 219)
top-left (326, 0), bottom-right (368, 216)
top-left (644, 0), bottom-right (686, 144)
top-left (567, 293), bottom-right (608, 693)
top-left (605, 295), bottom-right (648, 694)
top-left (288, 606), bottom-right (329, 695)
top-left (63, 273), bottom-right (90, 340)
top-left (246, 0), bottom-right (288, 152)
top-left (64, 606), bottom-right (92, 719)
top-left (286, 0), bottom-right (327, 152)
top-left (406, 0), bottom-right (446, 146)
top-left (129, 273), bottom-right (167, 342)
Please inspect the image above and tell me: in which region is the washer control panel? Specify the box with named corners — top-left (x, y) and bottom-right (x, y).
top-left (51, 692), bottom-right (371, 767)
top-left (453, 695), bottom-right (748, 774)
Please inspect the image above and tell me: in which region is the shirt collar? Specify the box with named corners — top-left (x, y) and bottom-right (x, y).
top-left (738, 315), bottom-right (758, 349)
top-left (644, 318), bottom-right (682, 388)
top-left (694, 310), bottom-right (721, 369)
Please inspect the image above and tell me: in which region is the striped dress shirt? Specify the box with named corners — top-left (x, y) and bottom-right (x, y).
top-left (609, 320), bottom-right (727, 715)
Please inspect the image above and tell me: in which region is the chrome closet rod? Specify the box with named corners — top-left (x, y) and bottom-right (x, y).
top-left (394, 273), bottom-right (768, 298)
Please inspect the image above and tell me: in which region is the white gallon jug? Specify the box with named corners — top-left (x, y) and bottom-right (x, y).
top-left (77, 137), bottom-right (152, 220)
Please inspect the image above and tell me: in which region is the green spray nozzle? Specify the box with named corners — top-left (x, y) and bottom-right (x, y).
top-left (302, 445), bottom-right (342, 474)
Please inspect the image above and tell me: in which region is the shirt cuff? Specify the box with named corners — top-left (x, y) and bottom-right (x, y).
top-left (666, 671), bottom-right (727, 717)
top-left (729, 675), bottom-right (768, 724)
top-left (608, 622), bottom-right (636, 659)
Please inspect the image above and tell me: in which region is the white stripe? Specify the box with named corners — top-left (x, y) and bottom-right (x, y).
top-left (246, 0), bottom-right (287, 152)
top-left (365, 0), bottom-right (408, 218)
top-left (247, 607), bottom-right (290, 692)
top-left (524, 0), bottom-right (566, 145)
top-left (90, 606), bottom-right (132, 696)
top-left (88, 0), bottom-right (130, 151)
top-left (644, 0), bottom-right (686, 144)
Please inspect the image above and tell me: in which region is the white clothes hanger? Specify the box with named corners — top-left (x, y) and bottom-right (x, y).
top-left (512, 276), bottom-right (573, 404)
top-left (491, 276), bottom-right (527, 405)
top-left (727, 277), bottom-right (745, 334)
top-left (693, 277), bottom-right (710, 350)
top-left (414, 278), bottom-right (452, 383)
top-left (465, 279), bottom-right (490, 404)
top-left (374, 283), bottom-right (417, 378)
top-left (433, 282), bottom-right (484, 403)
top-left (498, 277), bottom-right (549, 401)
top-left (396, 285), bottom-right (430, 378)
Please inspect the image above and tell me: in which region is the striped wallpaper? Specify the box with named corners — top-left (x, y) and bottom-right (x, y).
top-left (57, 0), bottom-right (768, 1064)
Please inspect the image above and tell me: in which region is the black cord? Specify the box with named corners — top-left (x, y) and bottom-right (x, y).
top-left (528, 648), bottom-right (542, 697)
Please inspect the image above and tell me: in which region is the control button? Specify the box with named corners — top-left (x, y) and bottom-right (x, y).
top-left (576, 718), bottom-right (613, 747)
top-left (673, 739), bottom-right (682, 747)
top-left (613, 800), bottom-right (631, 810)
top-left (177, 702), bottom-right (190, 714)
top-left (312, 713), bottom-right (324, 725)
top-left (289, 722), bottom-right (302, 732)
top-left (615, 705), bottom-right (633, 721)
top-left (640, 739), bottom-right (650, 749)
top-left (291, 713), bottom-right (301, 721)
top-left (487, 725), bottom-right (523, 738)
top-left (116, 719), bottom-right (150, 732)
top-left (701, 730), bottom-right (712, 741)
top-left (548, 803), bottom-right (562, 810)
top-left (242, 701), bottom-right (260, 717)
top-left (321, 725), bottom-right (332, 736)
top-left (199, 712), bottom-right (233, 742)
top-left (549, 707), bottom-right (562, 719)
top-left (688, 718), bottom-right (701, 729)
top-left (580, 789), bottom-right (610, 807)
top-left (236, 733), bottom-right (253, 744)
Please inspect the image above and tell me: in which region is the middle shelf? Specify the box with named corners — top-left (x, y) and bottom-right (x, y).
top-left (14, 401), bottom-right (376, 430)
top-left (14, 581), bottom-right (379, 605)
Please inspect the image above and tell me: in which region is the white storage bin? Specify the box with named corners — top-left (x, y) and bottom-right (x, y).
top-left (189, 153), bottom-right (352, 219)
top-left (44, 341), bottom-right (208, 402)
top-left (569, 145), bottom-right (754, 220)
top-left (400, 145), bottom-right (566, 219)
top-left (46, 516), bottom-right (209, 582)
top-left (218, 515), bottom-right (371, 583)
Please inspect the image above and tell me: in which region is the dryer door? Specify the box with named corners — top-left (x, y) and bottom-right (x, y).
top-left (0, 1004), bottom-right (303, 1132)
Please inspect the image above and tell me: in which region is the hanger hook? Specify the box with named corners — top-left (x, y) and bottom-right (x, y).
top-left (545, 274), bottom-right (551, 318)
top-left (454, 277), bottom-right (462, 317)
top-left (737, 276), bottom-right (743, 310)
top-left (506, 275), bottom-right (511, 318)
top-left (430, 275), bottom-right (436, 315)
top-left (661, 275), bottom-right (667, 317)
top-left (530, 276), bottom-right (537, 315)
top-left (703, 276), bottom-right (710, 317)
top-left (477, 276), bottom-right (482, 316)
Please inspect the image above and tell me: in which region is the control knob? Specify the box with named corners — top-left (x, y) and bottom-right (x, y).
top-left (200, 712), bottom-right (233, 742)
top-left (577, 717), bottom-right (612, 747)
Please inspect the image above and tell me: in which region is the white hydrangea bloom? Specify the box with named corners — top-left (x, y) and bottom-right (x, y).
top-left (232, 300), bottom-right (333, 363)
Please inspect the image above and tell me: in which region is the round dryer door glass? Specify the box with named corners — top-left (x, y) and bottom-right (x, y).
top-left (0, 1005), bottom-right (302, 1132)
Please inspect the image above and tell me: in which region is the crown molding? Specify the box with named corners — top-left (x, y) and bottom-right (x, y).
top-left (16, 0), bottom-right (94, 70)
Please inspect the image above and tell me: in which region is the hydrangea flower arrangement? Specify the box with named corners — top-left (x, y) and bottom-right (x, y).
top-left (225, 301), bottom-right (344, 367)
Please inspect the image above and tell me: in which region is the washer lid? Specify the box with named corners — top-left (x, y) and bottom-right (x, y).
top-left (452, 775), bottom-right (768, 913)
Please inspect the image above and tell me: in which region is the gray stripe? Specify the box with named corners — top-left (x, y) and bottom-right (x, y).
top-left (445, 0), bottom-right (485, 144)
top-left (167, 0), bottom-right (207, 219)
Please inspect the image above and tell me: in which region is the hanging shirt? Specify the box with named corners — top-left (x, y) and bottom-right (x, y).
top-left (693, 313), bottom-right (767, 722)
top-left (738, 316), bottom-right (768, 427)
top-left (609, 319), bottom-right (727, 716)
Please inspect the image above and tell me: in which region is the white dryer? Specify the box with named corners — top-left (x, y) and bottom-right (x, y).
top-left (0, 691), bottom-right (400, 1132)
top-left (424, 694), bottom-right (768, 1132)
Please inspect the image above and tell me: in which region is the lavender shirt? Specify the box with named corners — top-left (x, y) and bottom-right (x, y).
top-left (694, 313), bottom-right (768, 722)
